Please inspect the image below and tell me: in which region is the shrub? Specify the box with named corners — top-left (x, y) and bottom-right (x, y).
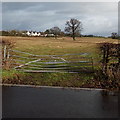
top-left (95, 43), bottom-right (120, 90)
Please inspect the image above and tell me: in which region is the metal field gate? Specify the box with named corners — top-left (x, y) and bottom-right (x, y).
top-left (3, 49), bottom-right (94, 73)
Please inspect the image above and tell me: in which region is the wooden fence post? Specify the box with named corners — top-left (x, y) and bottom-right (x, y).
top-left (3, 45), bottom-right (11, 69)
top-left (3, 45), bottom-right (7, 60)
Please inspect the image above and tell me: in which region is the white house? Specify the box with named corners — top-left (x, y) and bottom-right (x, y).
top-left (26, 31), bottom-right (31, 36)
top-left (26, 31), bottom-right (41, 36)
top-left (45, 34), bottom-right (55, 37)
top-left (26, 31), bottom-right (55, 37)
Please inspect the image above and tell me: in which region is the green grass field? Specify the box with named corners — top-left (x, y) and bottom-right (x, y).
top-left (2, 36), bottom-right (118, 88)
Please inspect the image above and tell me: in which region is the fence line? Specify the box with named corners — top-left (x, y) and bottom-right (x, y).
top-left (14, 58), bottom-right (42, 69)
top-left (31, 61), bottom-right (92, 64)
top-left (16, 69), bottom-right (78, 73)
top-left (23, 64), bottom-right (92, 67)
top-left (3, 49), bottom-right (94, 73)
top-left (10, 55), bottom-right (37, 60)
top-left (9, 49), bottom-right (90, 57)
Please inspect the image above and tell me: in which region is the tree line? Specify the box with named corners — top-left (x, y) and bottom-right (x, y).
top-left (1, 18), bottom-right (82, 40)
top-left (0, 18), bottom-right (119, 40)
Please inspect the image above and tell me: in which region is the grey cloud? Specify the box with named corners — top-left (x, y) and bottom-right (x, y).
top-left (2, 2), bottom-right (118, 36)
top-left (2, 2), bottom-right (39, 12)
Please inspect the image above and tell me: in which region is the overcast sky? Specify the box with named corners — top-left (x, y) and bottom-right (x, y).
top-left (2, 2), bottom-right (118, 36)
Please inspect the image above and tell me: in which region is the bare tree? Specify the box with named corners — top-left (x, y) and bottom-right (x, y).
top-left (44, 29), bottom-right (50, 34)
top-left (111, 32), bottom-right (118, 39)
top-left (50, 26), bottom-right (61, 39)
top-left (65, 18), bottom-right (82, 40)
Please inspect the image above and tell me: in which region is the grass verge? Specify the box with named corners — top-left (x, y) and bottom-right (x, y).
top-left (2, 69), bottom-right (102, 88)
